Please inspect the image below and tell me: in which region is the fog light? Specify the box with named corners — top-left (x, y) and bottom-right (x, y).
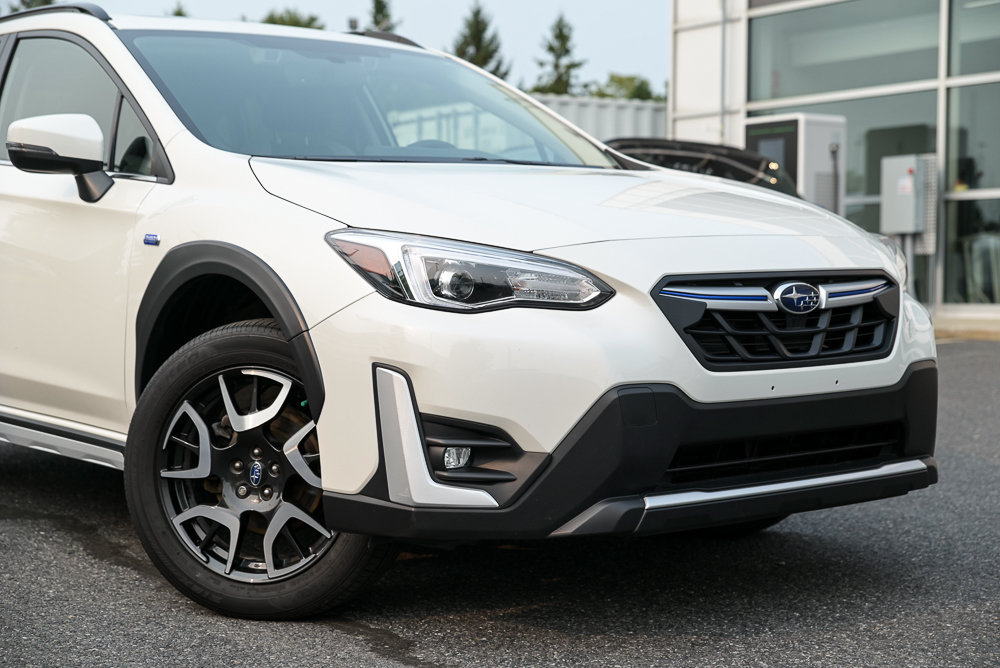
top-left (443, 446), bottom-right (472, 469)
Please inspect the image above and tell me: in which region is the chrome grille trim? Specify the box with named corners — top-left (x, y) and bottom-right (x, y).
top-left (660, 277), bottom-right (891, 311)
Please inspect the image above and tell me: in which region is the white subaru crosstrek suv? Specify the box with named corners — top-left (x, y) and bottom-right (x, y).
top-left (0, 4), bottom-right (938, 619)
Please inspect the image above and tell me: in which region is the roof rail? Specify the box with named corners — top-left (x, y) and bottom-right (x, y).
top-left (0, 3), bottom-right (110, 24)
top-left (347, 30), bottom-right (421, 48)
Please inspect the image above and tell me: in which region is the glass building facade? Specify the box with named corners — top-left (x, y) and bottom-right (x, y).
top-left (680, 0), bottom-right (1000, 311)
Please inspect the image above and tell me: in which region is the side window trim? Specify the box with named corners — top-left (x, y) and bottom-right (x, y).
top-left (108, 91), bottom-right (124, 168)
top-left (0, 34), bottom-right (14, 156)
top-left (4, 30), bottom-right (174, 184)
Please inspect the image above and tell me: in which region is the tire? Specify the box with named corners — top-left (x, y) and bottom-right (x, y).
top-left (125, 319), bottom-right (393, 619)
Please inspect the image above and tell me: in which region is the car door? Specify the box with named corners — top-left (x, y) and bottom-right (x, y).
top-left (0, 32), bottom-right (167, 434)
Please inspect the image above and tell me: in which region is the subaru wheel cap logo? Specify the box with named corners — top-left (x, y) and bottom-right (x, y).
top-left (775, 282), bottom-right (821, 314)
top-left (249, 461), bottom-right (263, 486)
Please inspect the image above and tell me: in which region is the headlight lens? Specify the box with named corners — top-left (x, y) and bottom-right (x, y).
top-left (326, 229), bottom-right (614, 311)
top-left (872, 233), bottom-right (908, 290)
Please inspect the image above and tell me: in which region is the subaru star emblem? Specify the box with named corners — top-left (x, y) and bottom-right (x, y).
top-left (775, 282), bottom-right (821, 314)
top-left (249, 461), bottom-right (263, 487)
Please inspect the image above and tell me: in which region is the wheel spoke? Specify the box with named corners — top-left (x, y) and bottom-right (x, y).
top-left (172, 504), bottom-right (244, 574)
top-left (282, 421), bottom-right (322, 488)
top-left (218, 369), bottom-right (292, 432)
top-left (262, 501), bottom-right (331, 579)
top-left (161, 402), bottom-right (212, 479)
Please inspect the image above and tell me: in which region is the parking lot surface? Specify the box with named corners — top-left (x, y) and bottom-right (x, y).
top-left (1, 340), bottom-right (997, 667)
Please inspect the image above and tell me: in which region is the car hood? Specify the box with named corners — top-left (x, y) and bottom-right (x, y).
top-left (250, 158), bottom-right (866, 251)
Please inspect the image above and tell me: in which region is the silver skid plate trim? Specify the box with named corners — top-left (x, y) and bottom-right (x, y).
top-left (643, 459), bottom-right (928, 511)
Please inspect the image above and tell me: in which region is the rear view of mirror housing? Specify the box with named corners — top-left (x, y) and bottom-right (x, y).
top-left (6, 113), bottom-right (113, 202)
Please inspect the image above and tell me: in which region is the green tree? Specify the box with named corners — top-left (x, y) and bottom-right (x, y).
top-left (5, 0), bottom-right (52, 15)
top-left (452, 2), bottom-right (509, 80)
top-left (586, 73), bottom-right (661, 101)
top-left (531, 14), bottom-right (585, 95)
top-left (262, 8), bottom-right (325, 30)
top-left (170, 2), bottom-right (187, 17)
top-left (368, 0), bottom-right (397, 33)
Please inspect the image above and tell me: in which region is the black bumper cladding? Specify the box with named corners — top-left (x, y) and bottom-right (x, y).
top-left (322, 361), bottom-right (938, 540)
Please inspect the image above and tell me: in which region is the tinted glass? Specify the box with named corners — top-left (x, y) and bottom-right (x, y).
top-left (945, 199), bottom-right (1000, 304)
top-left (0, 38), bottom-right (117, 163)
top-left (950, 0), bottom-right (1000, 76)
top-left (121, 31), bottom-right (615, 168)
top-left (749, 0), bottom-right (938, 101)
top-left (113, 99), bottom-right (154, 175)
top-left (948, 83), bottom-right (1000, 192)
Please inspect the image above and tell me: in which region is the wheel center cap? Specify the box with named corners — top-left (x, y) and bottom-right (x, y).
top-left (248, 461), bottom-right (263, 487)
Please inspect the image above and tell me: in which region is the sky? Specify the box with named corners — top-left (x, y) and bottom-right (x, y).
top-left (84, 0), bottom-right (673, 94)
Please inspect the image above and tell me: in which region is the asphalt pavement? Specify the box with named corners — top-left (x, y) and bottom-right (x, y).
top-left (1, 340), bottom-right (998, 667)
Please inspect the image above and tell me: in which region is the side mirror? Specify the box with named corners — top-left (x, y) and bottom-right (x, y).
top-left (6, 113), bottom-right (114, 203)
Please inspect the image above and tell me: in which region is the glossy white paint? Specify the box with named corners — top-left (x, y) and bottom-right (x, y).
top-left (250, 158), bottom-right (864, 252)
top-left (0, 11), bottom-right (936, 508)
top-left (0, 162), bottom-right (153, 431)
top-left (6, 113), bottom-right (105, 162)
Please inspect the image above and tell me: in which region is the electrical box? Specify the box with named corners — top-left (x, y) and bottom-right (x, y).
top-left (879, 154), bottom-right (937, 236)
top-left (744, 113), bottom-right (847, 216)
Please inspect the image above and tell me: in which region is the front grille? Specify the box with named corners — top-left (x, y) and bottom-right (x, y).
top-left (653, 272), bottom-right (898, 371)
top-left (661, 421), bottom-right (904, 489)
top-left (689, 301), bottom-right (889, 362)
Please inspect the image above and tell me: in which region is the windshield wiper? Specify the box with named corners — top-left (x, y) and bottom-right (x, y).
top-left (459, 156), bottom-right (587, 167)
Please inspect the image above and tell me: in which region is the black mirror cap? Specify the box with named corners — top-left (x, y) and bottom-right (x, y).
top-left (7, 141), bottom-right (113, 202)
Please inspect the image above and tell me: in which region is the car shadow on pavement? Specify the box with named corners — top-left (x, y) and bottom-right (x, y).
top-left (342, 523), bottom-right (917, 640)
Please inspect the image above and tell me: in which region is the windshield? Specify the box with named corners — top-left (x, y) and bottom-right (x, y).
top-left (120, 30), bottom-right (615, 168)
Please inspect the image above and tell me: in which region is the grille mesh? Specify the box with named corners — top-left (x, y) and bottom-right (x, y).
top-left (688, 301), bottom-right (890, 363)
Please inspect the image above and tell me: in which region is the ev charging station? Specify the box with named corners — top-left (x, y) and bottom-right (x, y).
top-left (880, 154), bottom-right (939, 296)
top-left (744, 113), bottom-right (847, 217)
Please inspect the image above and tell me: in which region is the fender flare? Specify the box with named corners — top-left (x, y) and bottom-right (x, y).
top-left (134, 240), bottom-right (326, 418)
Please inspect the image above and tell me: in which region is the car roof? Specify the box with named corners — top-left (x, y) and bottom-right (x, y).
top-left (0, 2), bottom-right (422, 50)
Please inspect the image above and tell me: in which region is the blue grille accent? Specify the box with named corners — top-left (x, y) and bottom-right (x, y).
top-left (660, 290), bottom-right (767, 301)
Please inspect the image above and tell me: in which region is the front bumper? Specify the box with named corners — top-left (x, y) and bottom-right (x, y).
top-left (322, 360), bottom-right (938, 540)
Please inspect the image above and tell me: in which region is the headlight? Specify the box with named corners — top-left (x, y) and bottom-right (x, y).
top-left (326, 229), bottom-right (614, 312)
top-left (871, 233), bottom-right (908, 290)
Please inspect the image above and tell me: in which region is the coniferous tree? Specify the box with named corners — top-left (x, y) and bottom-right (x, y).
top-left (5, 0), bottom-right (52, 15)
top-left (262, 8), bottom-right (325, 29)
top-left (368, 0), bottom-right (397, 33)
top-left (453, 2), bottom-right (510, 80)
top-left (531, 14), bottom-right (585, 95)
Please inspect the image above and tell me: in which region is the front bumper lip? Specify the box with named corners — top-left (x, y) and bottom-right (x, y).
top-left (643, 459), bottom-right (926, 510)
top-left (553, 458), bottom-right (935, 537)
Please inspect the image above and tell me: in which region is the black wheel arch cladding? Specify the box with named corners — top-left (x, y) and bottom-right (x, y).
top-left (134, 241), bottom-right (325, 419)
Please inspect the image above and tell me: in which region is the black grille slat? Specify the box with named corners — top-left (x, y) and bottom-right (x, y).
top-left (662, 422), bottom-right (904, 488)
top-left (655, 273), bottom-right (897, 370)
top-left (666, 440), bottom-right (897, 474)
